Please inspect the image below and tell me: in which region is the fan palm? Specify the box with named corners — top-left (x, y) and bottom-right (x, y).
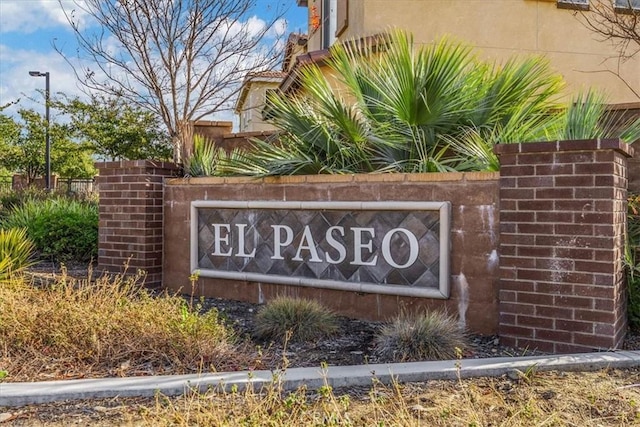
top-left (219, 29), bottom-right (640, 176)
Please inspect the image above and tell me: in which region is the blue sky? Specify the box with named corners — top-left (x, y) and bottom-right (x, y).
top-left (0, 0), bottom-right (307, 123)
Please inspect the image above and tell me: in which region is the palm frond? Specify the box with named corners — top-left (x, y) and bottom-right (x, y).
top-left (0, 228), bottom-right (35, 281)
top-left (186, 134), bottom-right (218, 177)
top-left (226, 29), bottom-right (639, 177)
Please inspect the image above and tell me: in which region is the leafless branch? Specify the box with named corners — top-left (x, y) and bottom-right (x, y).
top-left (55, 0), bottom-right (288, 163)
top-left (577, 0), bottom-right (640, 60)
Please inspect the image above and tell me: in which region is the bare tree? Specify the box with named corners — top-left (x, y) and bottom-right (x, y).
top-left (578, 0), bottom-right (639, 60)
top-left (57, 0), bottom-right (288, 163)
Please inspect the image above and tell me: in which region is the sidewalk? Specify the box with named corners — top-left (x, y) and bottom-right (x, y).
top-left (2, 350), bottom-right (640, 407)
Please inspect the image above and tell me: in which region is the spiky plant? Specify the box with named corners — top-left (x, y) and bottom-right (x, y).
top-left (186, 134), bottom-right (219, 177)
top-left (561, 90), bottom-right (640, 143)
top-left (226, 30), bottom-right (566, 176)
top-left (375, 310), bottom-right (468, 362)
top-left (253, 296), bottom-right (340, 343)
top-left (224, 29), bottom-right (640, 176)
top-left (0, 228), bottom-right (35, 280)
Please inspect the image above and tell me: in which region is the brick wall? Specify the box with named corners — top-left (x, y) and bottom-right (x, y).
top-left (96, 138), bottom-right (634, 352)
top-left (495, 139), bottom-right (632, 352)
top-left (163, 172), bottom-right (500, 334)
top-left (96, 160), bottom-right (180, 287)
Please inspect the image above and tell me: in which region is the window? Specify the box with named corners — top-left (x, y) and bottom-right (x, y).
top-left (240, 110), bottom-right (249, 132)
top-left (557, 0), bottom-right (589, 10)
top-left (614, 0), bottom-right (640, 10)
top-left (321, 0), bottom-right (337, 49)
top-left (262, 89), bottom-right (278, 121)
top-left (336, 0), bottom-right (348, 37)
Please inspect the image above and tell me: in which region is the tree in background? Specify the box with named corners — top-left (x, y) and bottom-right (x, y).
top-left (0, 110), bottom-right (96, 184)
top-left (54, 94), bottom-right (172, 161)
top-left (0, 113), bottom-right (21, 183)
top-left (58, 0), bottom-right (287, 163)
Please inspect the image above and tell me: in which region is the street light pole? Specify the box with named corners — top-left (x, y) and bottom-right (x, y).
top-left (28, 71), bottom-right (51, 191)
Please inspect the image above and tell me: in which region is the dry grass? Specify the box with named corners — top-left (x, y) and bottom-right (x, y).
top-left (125, 368), bottom-right (638, 426)
top-left (1, 272), bottom-right (639, 425)
top-left (5, 369), bottom-right (639, 425)
top-left (0, 271), bottom-right (260, 382)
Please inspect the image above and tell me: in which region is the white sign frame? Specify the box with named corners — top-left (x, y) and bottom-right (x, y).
top-left (190, 200), bottom-right (451, 298)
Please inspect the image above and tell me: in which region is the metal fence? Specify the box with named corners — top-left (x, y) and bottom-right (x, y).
top-left (1, 176), bottom-right (98, 196)
top-left (56, 179), bottom-right (97, 196)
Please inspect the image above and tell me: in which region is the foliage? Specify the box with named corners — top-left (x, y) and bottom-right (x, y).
top-left (222, 31), bottom-right (561, 175)
top-left (53, 94), bottom-right (172, 161)
top-left (186, 134), bottom-right (219, 176)
top-left (0, 188), bottom-right (49, 219)
top-left (0, 109), bottom-right (96, 182)
top-left (626, 193), bottom-right (640, 329)
top-left (52, 138), bottom-right (98, 179)
top-left (0, 272), bottom-right (254, 382)
top-left (374, 310), bottom-right (468, 362)
top-left (219, 30), bottom-right (640, 176)
top-left (253, 296), bottom-right (340, 343)
top-left (0, 228), bottom-right (35, 281)
top-left (561, 90), bottom-right (640, 142)
top-left (0, 113), bottom-right (21, 154)
top-left (0, 198), bottom-right (98, 263)
top-left (184, 134), bottom-right (265, 177)
top-left (58, 0), bottom-right (287, 163)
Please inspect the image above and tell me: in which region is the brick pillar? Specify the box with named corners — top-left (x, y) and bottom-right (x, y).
top-left (495, 139), bottom-right (633, 353)
top-left (96, 160), bottom-right (180, 287)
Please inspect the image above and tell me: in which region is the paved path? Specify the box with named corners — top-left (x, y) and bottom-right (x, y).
top-left (1, 351), bottom-right (639, 407)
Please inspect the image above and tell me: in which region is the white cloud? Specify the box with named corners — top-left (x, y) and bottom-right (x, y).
top-left (0, 0), bottom-right (88, 34)
top-left (0, 44), bottom-right (89, 117)
top-left (267, 18), bottom-right (288, 39)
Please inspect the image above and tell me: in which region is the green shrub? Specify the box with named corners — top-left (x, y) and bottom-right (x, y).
top-left (0, 188), bottom-right (48, 219)
top-left (626, 194), bottom-right (640, 329)
top-left (374, 310), bottom-right (468, 362)
top-left (221, 30), bottom-right (640, 177)
top-left (253, 296), bottom-right (340, 343)
top-left (1, 198), bottom-right (98, 263)
top-left (0, 228), bottom-right (35, 280)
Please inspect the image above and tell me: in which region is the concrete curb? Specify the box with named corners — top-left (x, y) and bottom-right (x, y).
top-left (2, 350), bottom-right (639, 407)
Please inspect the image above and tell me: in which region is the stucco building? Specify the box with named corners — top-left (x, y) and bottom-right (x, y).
top-left (295, 0), bottom-right (639, 104)
top-left (236, 0), bottom-right (639, 129)
top-left (234, 71), bottom-right (287, 133)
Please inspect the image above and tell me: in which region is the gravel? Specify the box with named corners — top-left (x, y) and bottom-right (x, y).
top-left (200, 296), bottom-right (566, 370)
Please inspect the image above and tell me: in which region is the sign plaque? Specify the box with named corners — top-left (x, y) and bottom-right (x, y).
top-left (191, 201), bottom-right (450, 298)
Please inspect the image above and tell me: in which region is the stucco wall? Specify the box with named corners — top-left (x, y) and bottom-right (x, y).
top-left (303, 0), bottom-right (639, 104)
top-left (163, 172), bottom-right (500, 334)
top-left (240, 82), bottom-right (279, 133)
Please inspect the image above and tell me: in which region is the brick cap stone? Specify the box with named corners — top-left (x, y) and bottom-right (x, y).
top-left (165, 171), bottom-right (500, 186)
top-left (95, 160), bottom-right (181, 171)
top-left (494, 138), bottom-right (634, 158)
